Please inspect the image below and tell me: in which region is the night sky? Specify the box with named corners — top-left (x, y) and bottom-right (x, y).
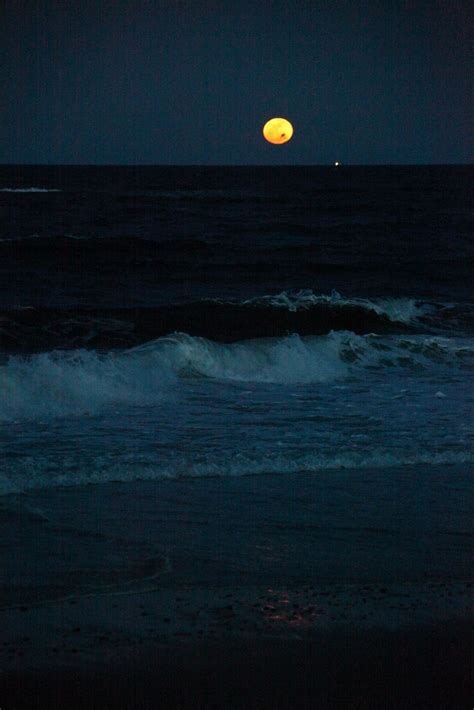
top-left (1, 0), bottom-right (472, 165)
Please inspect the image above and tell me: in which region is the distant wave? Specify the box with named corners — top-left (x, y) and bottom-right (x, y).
top-left (0, 292), bottom-right (449, 353)
top-left (1, 331), bottom-right (473, 420)
top-left (0, 187), bottom-right (61, 193)
top-left (238, 290), bottom-right (427, 322)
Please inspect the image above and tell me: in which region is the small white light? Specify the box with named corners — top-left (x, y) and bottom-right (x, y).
top-left (334, 161), bottom-right (340, 166)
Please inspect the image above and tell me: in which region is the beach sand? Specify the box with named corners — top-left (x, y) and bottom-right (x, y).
top-left (1, 467), bottom-right (472, 708)
top-left (1, 622), bottom-right (472, 709)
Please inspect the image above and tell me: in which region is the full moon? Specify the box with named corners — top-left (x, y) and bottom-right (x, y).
top-left (263, 117), bottom-right (294, 145)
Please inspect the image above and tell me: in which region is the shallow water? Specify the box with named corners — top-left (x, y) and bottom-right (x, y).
top-left (1, 466), bottom-right (472, 607)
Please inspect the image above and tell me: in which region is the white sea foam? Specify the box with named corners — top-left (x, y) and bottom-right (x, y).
top-left (242, 289), bottom-right (429, 323)
top-left (1, 332), bottom-right (472, 421)
top-left (0, 187), bottom-right (61, 193)
top-left (0, 448), bottom-right (471, 495)
top-left (0, 347), bottom-right (176, 420)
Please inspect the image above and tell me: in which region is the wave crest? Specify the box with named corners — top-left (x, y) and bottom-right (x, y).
top-left (1, 331), bottom-right (472, 420)
top-left (240, 289), bottom-right (427, 323)
top-left (0, 291), bottom-right (435, 353)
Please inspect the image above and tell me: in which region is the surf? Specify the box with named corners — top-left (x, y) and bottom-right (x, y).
top-left (1, 331), bottom-right (472, 420)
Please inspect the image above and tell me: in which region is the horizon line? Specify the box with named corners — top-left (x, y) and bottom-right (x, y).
top-left (0, 162), bottom-right (472, 168)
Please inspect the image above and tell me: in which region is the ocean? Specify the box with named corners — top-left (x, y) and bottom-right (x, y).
top-left (0, 165), bottom-right (472, 610)
top-left (1, 165), bottom-right (473, 489)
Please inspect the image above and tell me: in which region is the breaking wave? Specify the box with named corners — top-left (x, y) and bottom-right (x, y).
top-left (239, 290), bottom-right (427, 322)
top-left (1, 331), bottom-right (473, 420)
top-left (1, 291), bottom-right (466, 353)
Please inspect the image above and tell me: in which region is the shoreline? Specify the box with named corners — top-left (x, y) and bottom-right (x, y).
top-left (1, 467), bottom-right (472, 707)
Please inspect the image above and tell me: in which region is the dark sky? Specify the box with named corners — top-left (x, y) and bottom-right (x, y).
top-left (1, 0), bottom-right (472, 165)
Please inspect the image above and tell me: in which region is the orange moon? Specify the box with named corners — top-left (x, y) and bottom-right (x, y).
top-left (263, 117), bottom-right (294, 145)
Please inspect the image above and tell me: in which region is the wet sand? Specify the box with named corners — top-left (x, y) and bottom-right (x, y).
top-left (1, 467), bottom-right (472, 708)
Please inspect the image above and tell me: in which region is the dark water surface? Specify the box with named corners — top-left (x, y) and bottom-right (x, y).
top-left (0, 164), bottom-right (472, 493)
top-left (1, 165), bottom-right (473, 311)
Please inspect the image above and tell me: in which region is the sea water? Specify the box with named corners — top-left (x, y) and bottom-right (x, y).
top-left (0, 165), bottom-right (472, 600)
top-left (1, 165), bottom-right (472, 495)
